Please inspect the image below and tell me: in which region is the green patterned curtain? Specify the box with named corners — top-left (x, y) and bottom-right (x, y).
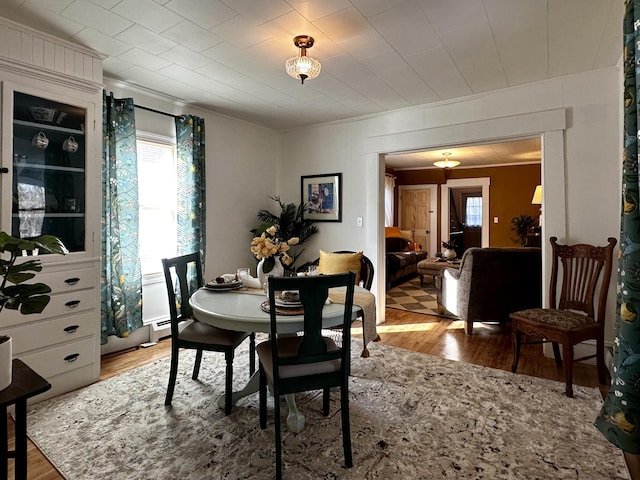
top-left (175, 115), bottom-right (206, 262)
top-left (595, 0), bottom-right (640, 453)
top-left (100, 92), bottom-right (143, 344)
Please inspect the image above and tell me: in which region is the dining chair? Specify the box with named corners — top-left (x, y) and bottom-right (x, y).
top-left (509, 236), bottom-right (616, 397)
top-left (161, 253), bottom-right (255, 414)
top-left (258, 272), bottom-right (356, 480)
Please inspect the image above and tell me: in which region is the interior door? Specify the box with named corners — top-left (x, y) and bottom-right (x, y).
top-left (400, 189), bottom-right (431, 252)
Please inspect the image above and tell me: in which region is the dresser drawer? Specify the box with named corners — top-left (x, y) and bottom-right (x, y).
top-left (19, 337), bottom-right (96, 379)
top-left (3, 311), bottom-right (95, 355)
top-left (32, 267), bottom-right (97, 293)
top-left (2, 288), bottom-right (97, 326)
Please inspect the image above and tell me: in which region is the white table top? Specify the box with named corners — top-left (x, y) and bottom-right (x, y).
top-left (189, 287), bottom-right (365, 334)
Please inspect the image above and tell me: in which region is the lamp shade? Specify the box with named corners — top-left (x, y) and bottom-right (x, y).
top-left (433, 151), bottom-right (459, 168)
top-left (531, 185), bottom-right (542, 205)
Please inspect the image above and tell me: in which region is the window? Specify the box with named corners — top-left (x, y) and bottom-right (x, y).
top-left (137, 135), bottom-right (177, 275)
top-left (465, 196), bottom-right (482, 227)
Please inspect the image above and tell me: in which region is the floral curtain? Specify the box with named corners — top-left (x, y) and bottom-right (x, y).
top-left (175, 115), bottom-right (206, 262)
top-left (100, 92), bottom-right (143, 344)
top-left (595, 0), bottom-right (640, 454)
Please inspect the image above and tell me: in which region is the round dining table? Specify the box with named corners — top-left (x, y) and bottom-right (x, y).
top-left (189, 287), bottom-right (367, 432)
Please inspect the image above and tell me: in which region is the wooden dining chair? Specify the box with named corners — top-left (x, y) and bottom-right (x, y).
top-left (161, 253), bottom-right (255, 414)
top-left (258, 272), bottom-right (356, 480)
top-left (509, 236), bottom-right (616, 397)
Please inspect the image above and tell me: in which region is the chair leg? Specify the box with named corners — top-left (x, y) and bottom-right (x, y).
top-left (165, 345), bottom-right (179, 406)
top-left (552, 342), bottom-right (563, 369)
top-left (322, 388), bottom-right (330, 416)
top-left (274, 390), bottom-right (283, 480)
top-left (224, 350), bottom-right (234, 415)
top-left (511, 328), bottom-right (521, 373)
top-left (192, 348), bottom-right (203, 380)
top-left (562, 344), bottom-right (574, 398)
top-left (259, 365), bottom-right (267, 429)
top-left (465, 320), bottom-right (473, 335)
top-left (341, 385), bottom-right (353, 468)
top-left (249, 333), bottom-right (256, 376)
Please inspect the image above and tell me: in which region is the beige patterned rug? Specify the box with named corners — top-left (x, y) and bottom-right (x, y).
top-left (26, 340), bottom-right (628, 479)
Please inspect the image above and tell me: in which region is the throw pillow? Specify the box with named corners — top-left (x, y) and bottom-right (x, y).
top-left (318, 250), bottom-right (363, 284)
top-left (399, 229), bottom-right (414, 242)
top-left (385, 227), bottom-right (402, 238)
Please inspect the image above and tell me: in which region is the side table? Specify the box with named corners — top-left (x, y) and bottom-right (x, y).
top-left (0, 359), bottom-right (51, 480)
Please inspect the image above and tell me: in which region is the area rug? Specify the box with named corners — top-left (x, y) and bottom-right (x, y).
top-left (386, 276), bottom-right (456, 318)
top-left (26, 340), bottom-right (628, 479)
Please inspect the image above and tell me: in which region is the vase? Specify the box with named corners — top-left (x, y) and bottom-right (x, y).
top-left (443, 248), bottom-right (457, 259)
top-left (257, 256), bottom-right (285, 290)
top-left (0, 336), bottom-right (12, 391)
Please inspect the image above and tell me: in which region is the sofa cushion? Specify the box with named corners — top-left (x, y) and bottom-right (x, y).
top-left (318, 250), bottom-right (363, 284)
top-left (386, 236), bottom-right (410, 252)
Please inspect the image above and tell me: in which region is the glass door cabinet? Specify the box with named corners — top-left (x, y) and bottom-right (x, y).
top-left (11, 92), bottom-right (87, 252)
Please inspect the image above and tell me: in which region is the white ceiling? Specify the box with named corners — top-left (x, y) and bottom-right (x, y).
top-left (385, 137), bottom-right (541, 170)
top-left (1, 0), bottom-right (623, 132)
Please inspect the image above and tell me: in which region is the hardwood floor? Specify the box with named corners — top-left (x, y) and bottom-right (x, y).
top-left (7, 308), bottom-right (616, 479)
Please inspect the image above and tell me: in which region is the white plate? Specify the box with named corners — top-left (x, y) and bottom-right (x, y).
top-left (205, 280), bottom-right (242, 290)
top-left (274, 298), bottom-right (302, 307)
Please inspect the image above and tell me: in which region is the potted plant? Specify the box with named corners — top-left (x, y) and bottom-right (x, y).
top-left (510, 214), bottom-right (536, 246)
top-left (251, 195), bottom-right (319, 274)
top-left (0, 232), bottom-right (68, 390)
top-left (441, 240), bottom-right (457, 259)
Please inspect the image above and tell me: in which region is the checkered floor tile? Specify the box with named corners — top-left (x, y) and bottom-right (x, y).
top-left (385, 276), bottom-right (456, 318)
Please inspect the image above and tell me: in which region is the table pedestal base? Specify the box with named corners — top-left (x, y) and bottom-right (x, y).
top-left (215, 372), bottom-right (306, 433)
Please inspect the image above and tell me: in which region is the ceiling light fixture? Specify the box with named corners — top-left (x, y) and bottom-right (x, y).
top-left (433, 152), bottom-right (460, 169)
top-left (285, 35), bottom-right (321, 84)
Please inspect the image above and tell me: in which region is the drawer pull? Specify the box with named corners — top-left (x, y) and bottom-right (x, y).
top-left (64, 353), bottom-right (80, 362)
top-left (64, 277), bottom-right (81, 285)
top-left (0, 167), bottom-right (8, 173)
top-left (63, 325), bottom-right (80, 333)
top-left (65, 300), bottom-right (81, 308)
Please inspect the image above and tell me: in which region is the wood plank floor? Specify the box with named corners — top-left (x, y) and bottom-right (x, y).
top-left (6, 307), bottom-right (624, 479)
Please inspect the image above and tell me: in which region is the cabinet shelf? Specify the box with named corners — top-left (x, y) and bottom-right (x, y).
top-left (14, 119), bottom-right (85, 136)
top-left (14, 162), bottom-right (85, 173)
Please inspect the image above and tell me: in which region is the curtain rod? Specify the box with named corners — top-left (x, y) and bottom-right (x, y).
top-left (134, 104), bottom-right (183, 119)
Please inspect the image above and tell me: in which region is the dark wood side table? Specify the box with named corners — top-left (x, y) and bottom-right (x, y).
top-left (0, 359), bottom-right (51, 480)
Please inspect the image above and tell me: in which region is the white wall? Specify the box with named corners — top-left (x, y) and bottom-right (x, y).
top-left (101, 80), bottom-right (280, 353)
top-left (278, 67), bottom-right (622, 345)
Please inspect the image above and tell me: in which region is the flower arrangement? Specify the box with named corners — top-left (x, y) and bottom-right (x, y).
top-left (251, 195), bottom-right (319, 273)
top-left (251, 225), bottom-right (299, 273)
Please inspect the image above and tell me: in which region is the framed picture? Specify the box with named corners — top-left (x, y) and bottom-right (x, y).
top-left (301, 173), bottom-right (342, 222)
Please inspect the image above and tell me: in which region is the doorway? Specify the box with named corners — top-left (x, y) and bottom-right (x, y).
top-left (441, 178), bottom-right (491, 249)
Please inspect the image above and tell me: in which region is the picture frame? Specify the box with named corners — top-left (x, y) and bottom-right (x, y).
top-left (301, 173), bottom-right (342, 222)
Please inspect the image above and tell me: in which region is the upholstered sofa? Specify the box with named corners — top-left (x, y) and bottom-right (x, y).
top-left (385, 230), bottom-right (428, 288)
top-left (439, 247), bottom-right (542, 334)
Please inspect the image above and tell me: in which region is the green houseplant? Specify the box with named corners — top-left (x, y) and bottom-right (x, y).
top-left (0, 231), bottom-right (68, 390)
top-left (251, 195), bottom-right (319, 274)
top-left (510, 214), bottom-right (536, 246)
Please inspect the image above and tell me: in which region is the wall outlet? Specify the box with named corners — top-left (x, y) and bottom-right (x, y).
top-left (356, 216), bottom-right (363, 227)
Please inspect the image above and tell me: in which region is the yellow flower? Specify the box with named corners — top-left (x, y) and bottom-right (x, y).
top-left (266, 225), bottom-right (277, 236)
top-left (287, 237), bottom-right (299, 246)
top-left (281, 253), bottom-right (293, 265)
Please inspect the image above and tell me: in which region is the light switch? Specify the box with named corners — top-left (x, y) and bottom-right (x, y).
top-left (356, 216), bottom-right (363, 227)
top-left (493, 217), bottom-right (499, 223)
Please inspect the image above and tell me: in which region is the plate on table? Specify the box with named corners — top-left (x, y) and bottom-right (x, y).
top-left (275, 290), bottom-right (300, 307)
top-left (204, 280), bottom-right (242, 291)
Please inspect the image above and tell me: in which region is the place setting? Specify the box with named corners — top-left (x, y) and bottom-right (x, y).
top-left (261, 289), bottom-right (303, 315)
